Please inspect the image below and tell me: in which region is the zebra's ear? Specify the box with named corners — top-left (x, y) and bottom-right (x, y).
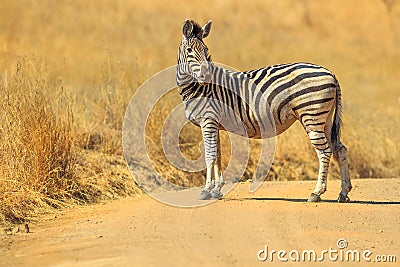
top-left (201, 20), bottom-right (212, 38)
top-left (182, 19), bottom-right (193, 39)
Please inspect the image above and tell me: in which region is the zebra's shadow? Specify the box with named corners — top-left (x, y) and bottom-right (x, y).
top-left (224, 197), bottom-right (400, 205)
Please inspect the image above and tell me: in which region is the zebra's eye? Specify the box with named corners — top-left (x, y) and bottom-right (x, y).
top-left (186, 47), bottom-right (193, 53)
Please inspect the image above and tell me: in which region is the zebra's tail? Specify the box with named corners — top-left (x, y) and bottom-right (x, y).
top-left (331, 77), bottom-right (342, 159)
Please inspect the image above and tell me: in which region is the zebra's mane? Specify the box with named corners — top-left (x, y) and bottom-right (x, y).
top-left (189, 20), bottom-right (203, 38)
top-left (185, 20), bottom-right (212, 61)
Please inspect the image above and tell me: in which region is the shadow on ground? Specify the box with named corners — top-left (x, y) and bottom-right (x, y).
top-left (224, 197), bottom-right (400, 205)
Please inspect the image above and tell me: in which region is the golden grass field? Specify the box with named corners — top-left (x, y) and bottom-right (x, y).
top-left (0, 0), bottom-right (399, 225)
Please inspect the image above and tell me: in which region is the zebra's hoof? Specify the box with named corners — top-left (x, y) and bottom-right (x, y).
top-left (199, 190), bottom-right (212, 200)
top-left (308, 193), bottom-right (321, 202)
top-left (211, 190), bottom-right (223, 199)
top-left (337, 194), bottom-right (350, 203)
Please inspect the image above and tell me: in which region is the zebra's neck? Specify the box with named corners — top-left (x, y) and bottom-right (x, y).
top-left (177, 64), bottom-right (246, 101)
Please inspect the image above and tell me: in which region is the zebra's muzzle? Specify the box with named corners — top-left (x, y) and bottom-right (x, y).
top-left (198, 73), bottom-right (212, 84)
top-left (195, 64), bottom-right (212, 84)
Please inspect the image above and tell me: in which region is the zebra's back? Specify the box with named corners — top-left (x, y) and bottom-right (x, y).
top-left (246, 62), bottom-right (338, 136)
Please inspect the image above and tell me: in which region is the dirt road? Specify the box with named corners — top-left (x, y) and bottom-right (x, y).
top-left (1, 178), bottom-right (399, 266)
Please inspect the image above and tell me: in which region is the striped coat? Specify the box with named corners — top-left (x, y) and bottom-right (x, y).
top-left (177, 19), bottom-right (352, 202)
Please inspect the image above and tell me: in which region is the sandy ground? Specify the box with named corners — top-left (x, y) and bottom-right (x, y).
top-left (1, 178), bottom-right (399, 267)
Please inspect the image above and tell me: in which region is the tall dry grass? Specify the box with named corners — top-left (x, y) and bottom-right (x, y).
top-left (0, 0), bottom-right (399, 224)
top-left (0, 58), bottom-right (77, 223)
top-left (0, 58), bottom-right (140, 225)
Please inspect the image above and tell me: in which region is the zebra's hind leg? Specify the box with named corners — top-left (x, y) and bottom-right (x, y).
top-left (334, 142), bottom-right (352, 202)
top-left (307, 130), bottom-right (332, 202)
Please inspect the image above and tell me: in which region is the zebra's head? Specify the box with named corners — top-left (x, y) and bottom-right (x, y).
top-left (178, 19), bottom-right (213, 84)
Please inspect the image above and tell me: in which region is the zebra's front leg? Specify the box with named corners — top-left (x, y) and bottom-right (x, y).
top-left (199, 166), bottom-right (214, 200)
top-left (210, 136), bottom-right (224, 199)
top-left (199, 119), bottom-right (222, 200)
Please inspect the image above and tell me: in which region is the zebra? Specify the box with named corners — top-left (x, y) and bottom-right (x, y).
top-left (176, 19), bottom-right (352, 202)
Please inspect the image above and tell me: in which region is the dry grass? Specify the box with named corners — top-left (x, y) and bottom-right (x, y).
top-left (0, 0), bottom-right (399, 224)
top-left (0, 58), bottom-right (140, 225)
top-left (0, 58), bottom-right (77, 223)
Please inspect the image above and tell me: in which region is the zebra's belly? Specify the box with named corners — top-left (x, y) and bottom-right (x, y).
top-left (184, 98), bottom-right (298, 139)
top-left (218, 108), bottom-right (293, 139)
top-left (189, 113), bottom-right (296, 139)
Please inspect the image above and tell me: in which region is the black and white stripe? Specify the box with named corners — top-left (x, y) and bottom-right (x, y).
top-left (177, 20), bottom-right (352, 202)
